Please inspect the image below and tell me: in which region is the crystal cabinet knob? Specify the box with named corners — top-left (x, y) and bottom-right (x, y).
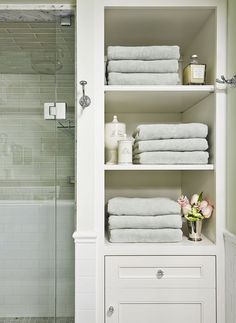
top-left (156, 269), bottom-right (165, 279)
top-left (107, 306), bottom-right (115, 316)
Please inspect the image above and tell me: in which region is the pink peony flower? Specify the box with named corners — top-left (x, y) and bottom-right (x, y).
top-left (199, 200), bottom-right (208, 210)
top-left (191, 194), bottom-right (199, 205)
top-left (182, 204), bottom-right (192, 215)
top-left (178, 195), bottom-right (190, 207)
top-left (202, 205), bottom-right (213, 218)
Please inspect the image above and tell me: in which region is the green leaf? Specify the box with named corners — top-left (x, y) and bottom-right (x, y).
top-left (198, 192), bottom-right (203, 203)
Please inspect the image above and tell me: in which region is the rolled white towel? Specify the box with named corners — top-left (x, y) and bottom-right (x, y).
top-left (108, 72), bottom-right (180, 85)
top-left (107, 46), bottom-right (180, 61)
top-left (108, 228), bottom-right (183, 243)
top-left (133, 138), bottom-right (208, 153)
top-left (133, 123), bottom-right (208, 141)
top-left (108, 214), bottom-right (182, 229)
top-left (108, 197), bottom-right (180, 216)
top-left (107, 60), bottom-right (179, 73)
top-left (133, 151), bottom-right (209, 165)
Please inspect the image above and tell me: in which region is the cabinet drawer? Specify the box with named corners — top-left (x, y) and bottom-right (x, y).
top-left (106, 256), bottom-right (215, 289)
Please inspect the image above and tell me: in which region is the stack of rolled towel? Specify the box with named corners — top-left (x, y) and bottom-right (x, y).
top-left (107, 197), bottom-right (183, 243)
top-left (106, 46), bottom-right (180, 85)
top-left (133, 123), bottom-right (209, 164)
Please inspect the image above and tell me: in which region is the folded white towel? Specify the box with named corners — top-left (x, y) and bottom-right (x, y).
top-left (107, 46), bottom-right (180, 60)
top-left (108, 228), bottom-right (183, 243)
top-left (108, 197), bottom-right (180, 216)
top-left (108, 214), bottom-right (182, 229)
top-left (107, 60), bottom-right (179, 73)
top-left (108, 72), bottom-right (180, 85)
top-left (133, 138), bottom-right (208, 153)
top-left (133, 151), bottom-right (209, 164)
top-left (134, 123), bottom-right (208, 141)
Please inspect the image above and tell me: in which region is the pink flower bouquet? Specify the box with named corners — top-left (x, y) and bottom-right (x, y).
top-left (177, 192), bottom-right (214, 222)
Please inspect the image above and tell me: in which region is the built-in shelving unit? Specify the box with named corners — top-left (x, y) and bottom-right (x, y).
top-left (104, 164), bottom-right (214, 171)
top-left (94, 2), bottom-right (226, 323)
top-left (105, 85), bottom-right (215, 113)
top-left (104, 5), bottom-right (217, 246)
top-left (103, 234), bottom-right (216, 256)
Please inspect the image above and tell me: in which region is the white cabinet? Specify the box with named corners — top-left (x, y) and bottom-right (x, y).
top-left (105, 256), bottom-right (216, 323)
top-left (74, 0), bottom-right (227, 322)
top-left (106, 290), bottom-right (215, 323)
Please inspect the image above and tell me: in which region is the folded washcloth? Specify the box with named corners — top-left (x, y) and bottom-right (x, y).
top-left (108, 228), bottom-right (183, 243)
top-left (133, 123), bottom-right (208, 141)
top-left (107, 46), bottom-right (180, 61)
top-left (107, 60), bottom-right (179, 73)
top-left (108, 214), bottom-right (182, 229)
top-left (108, 72), bottom-right (180, 85)
top-left (133, 138), bottom-right (208, 153)
top-left (108, 197), bottom-right (180, 216)
top-left (133, 151), bottom-right (209, 164)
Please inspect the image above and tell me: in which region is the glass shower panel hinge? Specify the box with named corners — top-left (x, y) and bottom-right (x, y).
top-left (44, 102), bottom-right (67, 120)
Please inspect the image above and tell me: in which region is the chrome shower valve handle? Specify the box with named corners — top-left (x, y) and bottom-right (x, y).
top-left (79, 80), bottom-right (91, 109)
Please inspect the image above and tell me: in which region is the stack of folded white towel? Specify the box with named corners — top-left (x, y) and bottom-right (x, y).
top-left (133, 123), bottom-right (209, 164)
top-left (106, 46), bottom-right (180, 85)
top-left (107, 197), bottom-right (183, 243)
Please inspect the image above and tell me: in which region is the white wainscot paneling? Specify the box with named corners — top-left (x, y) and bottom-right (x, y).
top-left (224, 231), bottom-right (236, 323)
top-left (73, 231), bottom-right (97, 323)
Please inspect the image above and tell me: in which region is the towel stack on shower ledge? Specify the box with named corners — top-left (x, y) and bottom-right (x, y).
top-left (133, 123), bottom-right (209, 164)
top-left (106, 45), bottom-right (180, 85)
top-left (107, 197), bottom-right (183, 243)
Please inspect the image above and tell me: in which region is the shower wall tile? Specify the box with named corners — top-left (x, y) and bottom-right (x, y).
top-left (0, 201), bottom-right (74, 317)
top-left (0, 73), bottom-right (75, 200)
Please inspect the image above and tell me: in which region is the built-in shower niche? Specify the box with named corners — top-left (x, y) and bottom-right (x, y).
top-left (105, 170), bottom-right (216, 245)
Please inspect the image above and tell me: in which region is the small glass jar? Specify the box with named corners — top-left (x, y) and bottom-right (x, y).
top-left (183, 54), bottom-right (206, 85)
top-left (118, 135), bottom-right (133, 164)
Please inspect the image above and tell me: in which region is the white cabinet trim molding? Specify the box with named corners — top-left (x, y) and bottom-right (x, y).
top-left (73, 231), bottom-right (97, 244)
top-left (224, 230), bottom-right (236, 245)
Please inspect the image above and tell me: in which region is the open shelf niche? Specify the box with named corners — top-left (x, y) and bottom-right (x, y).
top-left (105, 169), bottom-right (216, 251)
top-left (105, 6), bottom-right (216, 85)
top-left (103, 6), bottom-right (217, 252)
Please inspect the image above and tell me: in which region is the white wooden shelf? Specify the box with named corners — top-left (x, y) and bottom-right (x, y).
top-left (104, 85), bottom-right (214, 92)
top-left (104, 164), bottom-right (214, 171)
top-left (103, 235), bottom-right (217, 256)
top-left (105, 85), bottom-right (215, 113)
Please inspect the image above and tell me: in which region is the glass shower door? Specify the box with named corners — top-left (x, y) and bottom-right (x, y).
top-left (0, 9), bottom-right (75, 323)
top-left (54, 13), bottom-right (75, 322)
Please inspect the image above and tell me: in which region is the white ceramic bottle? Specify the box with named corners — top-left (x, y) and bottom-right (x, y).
top-left (105, 116), bottom-right (126, 164)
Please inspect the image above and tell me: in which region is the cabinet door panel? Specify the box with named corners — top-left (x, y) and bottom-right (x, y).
top-left (119, 303), bottom-right (201, 323)
top-left (106, 289), bottom-right (215, 323)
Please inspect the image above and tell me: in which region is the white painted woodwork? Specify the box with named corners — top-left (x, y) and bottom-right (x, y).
top-left (226, 0), bottom-right (236, 234)
top-left (224, 231), bottom-right (236, 323)
top-left (74, 1), bottom-right (228, 322)
top-left (105, 289), bottom-right (216, 323)
top-left (225, 1), bottom-right (236, 322)
top-left (106, 256), bottom-right (215, 289)
top-left (104, 164), bottom-right (214, 171)
top-left (105, 86), bottom-right (214, 113)
top-left (103, 235), bottom-right (216, 256)
top-left (74, 231), bottom-right (97, 323)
